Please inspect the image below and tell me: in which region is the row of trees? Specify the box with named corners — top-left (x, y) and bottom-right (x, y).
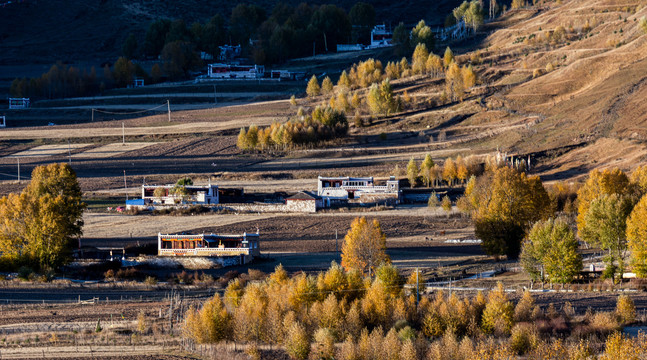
top-left (183, 260), bottom-right (639, 359)
top-left (0, 164), bottom-right (85, 271)
top-left (236, 105), bottom-right (348, 151)
top-left (9, 58), bottom-right (163, 99)
top-left (406, 154), bottom-right (480, 188)
top-left (458, 162), bottom-right (647, 282)
top-left (135, 2), bottom-right (377, 65)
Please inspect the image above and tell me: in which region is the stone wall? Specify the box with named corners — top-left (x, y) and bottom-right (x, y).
top-left (217, 200), bottom-right (316, 213)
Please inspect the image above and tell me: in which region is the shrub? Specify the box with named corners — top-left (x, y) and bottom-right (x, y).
top-left (284, 322), bottom-right (310, 360)
top-left (615, 294), bottom-right (636, 325)
top-left (509, 323), bottom-right (539, 355)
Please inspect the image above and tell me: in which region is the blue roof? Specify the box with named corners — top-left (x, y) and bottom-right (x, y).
top-left (126, 199), bottom-right (145, 205)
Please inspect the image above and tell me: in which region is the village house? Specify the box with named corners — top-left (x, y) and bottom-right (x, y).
top-left (317, 176), bottom-right (400, 205)
top-left (139, 184), bottom-right (219, 206)
top-left (158, 231), bottom-right (260, 264)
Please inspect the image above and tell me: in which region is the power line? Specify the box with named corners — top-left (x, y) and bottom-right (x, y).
top-left (92, 103), bottom-right (168, 116)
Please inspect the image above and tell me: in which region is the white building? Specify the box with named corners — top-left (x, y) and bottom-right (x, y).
top-left (158, 231), bottom-right (260, 263)
top-left (207, 64), bottom-right (265, 79)
top-left (141, 184), bottom-right (219, 205)
top-left (317, 176), bottom-right (400, 202)
top-left (369, 25), bottom-right (393, 48)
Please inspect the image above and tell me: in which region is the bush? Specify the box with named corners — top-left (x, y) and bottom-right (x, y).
top-left (509, 323), bottom-right (539, 355)
top-left (615, 294), bottom-right (636, 325)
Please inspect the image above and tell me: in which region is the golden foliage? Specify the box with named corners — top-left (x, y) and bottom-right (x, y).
top-left (341, 217), bottom-right (390, 275)
top-left (627, 194), bottom-right (647, 277)
top-left (306, 75), bottom-right (321, 97)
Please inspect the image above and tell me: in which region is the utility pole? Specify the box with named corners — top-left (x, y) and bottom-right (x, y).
top-left (213, 84), bottom-right (217, 104)
top-left (167, 100), bottom-right (171, 122)
top-left (122, 122), bottom-right (125, 145)
top-left (123, 170), bottom-right (128, 201)
top-left (67, 139), bottom-right (72, 165)
top-left (416, 267), bottom-right (420, 311)
top-left (335, 230), bottom-right (338, 253)
top-left (17, 157), bottom-right (20, 183)
top-left (91, 108), bottom-right (94, 122)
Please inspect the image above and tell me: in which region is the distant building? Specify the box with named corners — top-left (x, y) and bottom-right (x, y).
top-left (128, 78), bottom-right (144, 88)
top-left (207, 63), bottom-right (265, 79)
top-left (158, 231), bottom-right (260, 263)
top-left (8, 98), bottom-right (29, 109)
top-left (317, 176), bottom-right (400, 204)
top-left (140, 184), bottom-right (219, 205)
top-left (369, 25), bottom-right (393, 48)
top-left (286, 191), bottom-right (324, 212)
top-left (218, 45), bottom-right (242, 62)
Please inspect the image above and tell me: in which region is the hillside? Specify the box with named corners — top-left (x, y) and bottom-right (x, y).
top-left (0, 0), bottom-right (462, 66)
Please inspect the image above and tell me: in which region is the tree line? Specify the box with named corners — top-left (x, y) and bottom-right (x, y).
top-left (237, 105), bottom-right (348, 151)
top-left (131, 2), bottom-right (378, 66)
top-left (458, 161), bottom-right (647, 283)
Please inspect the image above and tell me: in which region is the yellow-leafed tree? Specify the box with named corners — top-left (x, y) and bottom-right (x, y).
top-left (577, 168), bottom-right (632, 236)
top-left (306, 75), bottom-right (321, 97)
top-left (627, 194), bottom-right (647, 277)
top-left (341, 217), bottom-right (390, 276)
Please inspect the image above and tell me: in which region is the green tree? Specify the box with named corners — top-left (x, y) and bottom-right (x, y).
top-left (392, 22), bottom-right (410, 56)
top-left (580, 194), bottom-right (633, 279)
top-left (341, 217), bottom-right (390, 276)
top-left (349, 2), bottom-right (375, 44)
top-left (577, 168), bottom-right (632, 245)
top-left (176, 177), bottom-right (193, 186)
top-left (229, 4), bottom-right (267, 45)
top-left (420, 153), bottom-right (435, 187)
top-left (144, 19), bottom-right (171, 57)
top-left (520, 218), bottom-right (582, 283)
top-left (113, 57), bottom-right (135, 88)
top-left (161, 41), bottom-right (202, 81)
top-left (410, 20), bottom-right (434, 52)
top-left (307, 75), bottom-right (321, 97)
top-left (366, 79), bottom-right (398, 116)
top-left (122, 33), bottom-right (138, 59)
top-left (406, 157), bottom-right (419, 187)
top-left (627, 194), bottom-right (647, 277)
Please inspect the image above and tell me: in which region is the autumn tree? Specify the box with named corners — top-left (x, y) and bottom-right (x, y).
top-left (520, 218), bottom-right (582, 283)
top-left (443, 158), bottom-right (457, 186)
top-left (443, 47), bottom-right (455, 67)
top-left (627, 194), bottom-right (647, 277)
top-left (481, 282), bottom-right (514, 335)
top-left (306, 75), bottom-right (321, 97)
top-left (410, 20), bottom-right (434, 51)
top-left (441, 195), bottom-right (452, 213)
top-left (412, 43), bottom-right (429, 75)
top-left (462, 166), bottom-right (552, 259)
top-left (237, 127), bottom-right (249, 150)
top-left (337, 70), bottom-right (351, 89)
top-left (284, 321), bottom-right (310, 360)
top-left (580, 193), bottom-right (634, 280)
top-left (183, 294), bottom-right (232, 343)
top-left (420, 153), bottom-right (435, 187)
top-left (576, 168), bottom-right (632, 243)
top-left (640, 17), bottom-right (647, 34)
top-left (426, 54), bottom-right (444, 78)
top-left (341, 217), bottom-right (390, 276)
top-left (0, 163), bottom-right (85, 271)
top-left (446, 62), bottom-right (465, 101)
top-left (406, 157), bottom-right (419, 187)
top-left (366, 79), bottom-right (398, 117)
top-left (321, 76), bottom-right (334, 95)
